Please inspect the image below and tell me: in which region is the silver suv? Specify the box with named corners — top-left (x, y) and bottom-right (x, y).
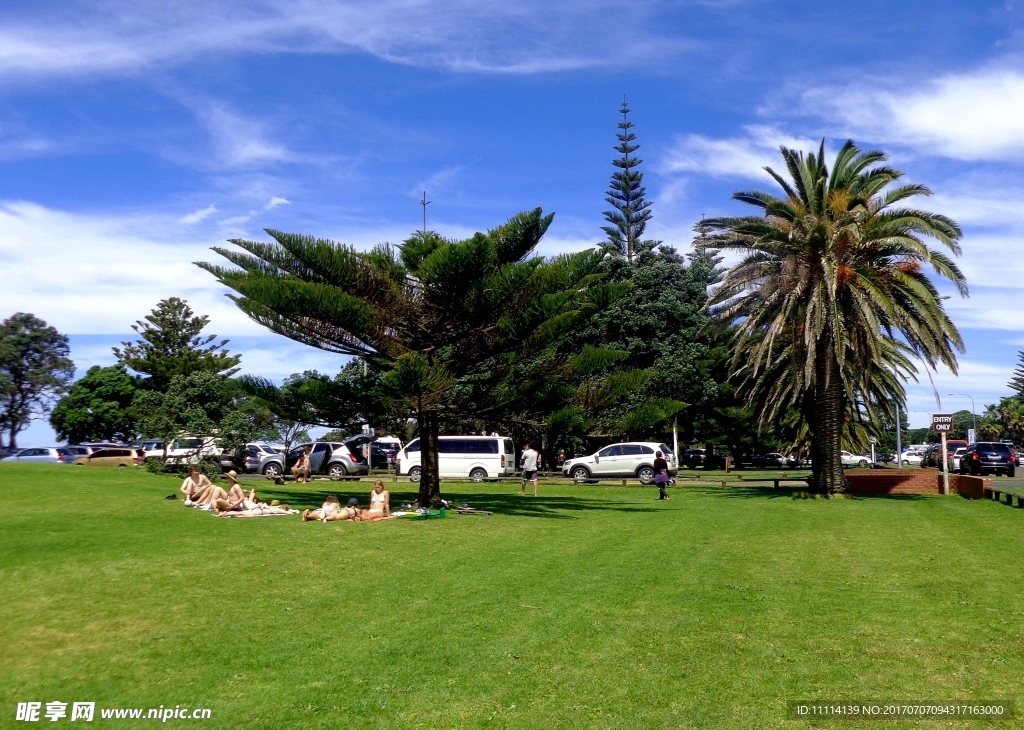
top-left (562, 442), bottom-right (677, 484)
top-left (258, 437), bottom-right (372, 480)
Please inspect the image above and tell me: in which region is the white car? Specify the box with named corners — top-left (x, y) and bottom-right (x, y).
top-left (397, 435), bottom-right (516, 481)
top-left (144, 435), bottom-right (222, 464)
top-left (562, 442), bottom-right (677, 484)
top-left (840, 450), bottom-right (869, 468)
top-left (899, 450), bottom-right (924, 466)
top-left (950, 447), bottom-right (967, 472)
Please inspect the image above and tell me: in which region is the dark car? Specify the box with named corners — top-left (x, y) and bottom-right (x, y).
top-left (752, 452), bottom-right (788, 468)
top-left (921, 440), bottom-right (968, 470)
top-left (681, 448), bottom-right (706, 469)
top-left (959, 442), bottom-right (1016, 477)
top-left (369, 445), bottom-right (394, 470)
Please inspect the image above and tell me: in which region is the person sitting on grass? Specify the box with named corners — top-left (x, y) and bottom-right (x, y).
top-left (302, 495), bottom-right (341, 522)
top-left (292, 445), bottom-right (312, 483)
top-left (180, 466), bottom-right (213, 504)
top-left (214, 487), bottom-right (259, 514)
top-left (193, 470), bottom-right (245, 510)
top-left (324, 498), bottom-right (363, 522)
top-left (364, 480), bottom-right (390, 520)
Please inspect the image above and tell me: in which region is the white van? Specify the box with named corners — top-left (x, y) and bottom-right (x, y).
top-left (397, 435), bottom-right (516, 481)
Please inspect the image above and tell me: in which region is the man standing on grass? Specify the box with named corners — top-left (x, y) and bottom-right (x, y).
top-left (520, 443), bottom-right (539, 497)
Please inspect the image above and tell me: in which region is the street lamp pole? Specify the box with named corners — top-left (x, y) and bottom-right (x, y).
top-left (895, 397), bottom-right (903, 469)
top-left (948, 393), bottom-right (977, 440)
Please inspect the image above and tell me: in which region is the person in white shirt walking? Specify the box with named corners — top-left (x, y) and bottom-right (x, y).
top-left (520, 444), bottom-right (539, 496)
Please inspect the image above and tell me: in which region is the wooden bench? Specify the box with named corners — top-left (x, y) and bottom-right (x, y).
top-left (984, 485), bottom-right (1024, 507)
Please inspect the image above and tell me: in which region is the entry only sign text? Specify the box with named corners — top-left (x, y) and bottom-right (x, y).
top-left (931, 413), bottom-right (954, 432)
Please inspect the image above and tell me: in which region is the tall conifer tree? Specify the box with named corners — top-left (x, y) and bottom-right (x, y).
top-left (1009, 351), bottom-right (1024, 399)
top-left (601, 100), bottom-right (652, 262)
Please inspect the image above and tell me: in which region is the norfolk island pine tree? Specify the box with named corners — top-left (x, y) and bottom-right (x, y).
top-left (196, 209), bottom-right (629, 507)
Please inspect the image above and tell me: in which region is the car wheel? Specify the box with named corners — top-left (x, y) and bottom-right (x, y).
top-left (688, 464), bottom-right (697, 470)
top-left (328, 463), bottom-right (347, 481)
top-left (858, 459), bottom-right (868, 468)
top-left (637, 466), bottom-right (655, 485)
top-left (1008, 466), bottom-right (1016, 478)
top-left (408, 466), bottom-right (422, 482)
top-left (263, 463), bottom-right (282, 477)
top-left (117, 464), bottom-right (127, 468)
top-left (469, 467), bottom-right (487, 482)
top-left (571, 466), bottom-right (590, 481)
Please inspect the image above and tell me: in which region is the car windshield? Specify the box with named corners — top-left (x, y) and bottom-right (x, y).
top-left (979, 443), bottom-right (1011, 453)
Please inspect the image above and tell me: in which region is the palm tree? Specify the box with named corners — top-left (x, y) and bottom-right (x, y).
top-left (698, 141), bottom-right (967, 493)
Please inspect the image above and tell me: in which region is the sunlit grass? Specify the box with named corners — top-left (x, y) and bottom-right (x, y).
top-left (2, 463), bottom-right (1023, 729)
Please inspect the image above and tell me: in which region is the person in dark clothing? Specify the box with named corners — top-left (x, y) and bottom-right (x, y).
top-left (653, 451), bottom-right (670, 500)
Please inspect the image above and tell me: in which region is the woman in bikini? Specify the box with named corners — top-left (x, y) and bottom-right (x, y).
top-left (302, 494), bottom-right (340, 522)
top-left (365, 480), bottom-right (390, 521)
top-left (292, 445), bottom-right (312, 483)
top-left (324, 497), bottom-right (363, 522)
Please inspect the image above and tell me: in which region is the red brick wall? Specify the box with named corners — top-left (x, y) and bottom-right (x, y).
top-left (947, 474), bottom-right (990, 499)
top-left (846, 469), bottom-right (942, 495)
top-left (844, 469), bottom-right (991, 497)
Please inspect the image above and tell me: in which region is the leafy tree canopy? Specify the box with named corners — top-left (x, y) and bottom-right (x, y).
top-left (0, 313), bottom-right (75, 448)
top-left (50, 365), bottom-right (139, 444)
top-left (113, 297), bottom-right (240, 391)
top-left (133, 371), bottom-right (269, 458)
top-left (198, 209), bottom-right (625, 505)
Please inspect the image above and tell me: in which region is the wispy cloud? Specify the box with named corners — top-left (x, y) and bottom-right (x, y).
top-left (179, 204), bottom-right (217, 224)
top-left (661, 125), bottom-right (821, 179)
top-left (0, 1), bottom-right (693, 82)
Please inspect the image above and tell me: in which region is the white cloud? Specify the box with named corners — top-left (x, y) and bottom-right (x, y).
top-left (264, 196), bottom-right (290, 210)
top-left (194, 103), bottom-right (293, 167)
top-left (219, 210), bottom-right (259, 227)
top-left (0, 200), bottom-right (261, 335)
top-left (661, 125), bottom-right (821, 180)
top-left (0, 1), bottom-right (697, 83)
top-left (904, 358), bottom-right (1014, 428)
top-left (800, 66), bottom-right (1024, 161)
top-left (178, 204), bottom-right (217, 224)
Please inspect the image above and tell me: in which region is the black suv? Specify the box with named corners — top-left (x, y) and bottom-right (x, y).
top-left (959, 442), bottom-right (1016, 477)
top-left (681, 448), bottom-right (706, 469)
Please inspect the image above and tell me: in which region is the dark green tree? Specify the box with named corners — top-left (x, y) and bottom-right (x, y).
top-left (50, 365), bottom-right (139, 444)
top-left (133, 371), bottom-right (266, 461)
top-left (113, 298), bottom-right (241, 391)
top-left (198, 209), bottom-right (624, 506)
top-left (0, 313), bottom-right (75, 448)
top-left (239, 360), bottom-right (404, 437)
top-left (1009, 352), bottom-right (1024, 398)
top-left (601, 101), bottom-right (653, 263)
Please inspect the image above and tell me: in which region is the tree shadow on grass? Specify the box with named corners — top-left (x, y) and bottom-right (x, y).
top-left (250, 485), bottom-right (660, 519)
top-left (440, 491), bottom-right (662, 519)
top-left (695, 485), bottom-right (933, 501)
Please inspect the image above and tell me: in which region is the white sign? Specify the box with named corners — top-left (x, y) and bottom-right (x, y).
top-left (967, 428), bottom-right (976, 444)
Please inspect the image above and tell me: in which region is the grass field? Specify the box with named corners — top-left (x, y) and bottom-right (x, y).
top-left (3, 463), bottom-right (1024, 729)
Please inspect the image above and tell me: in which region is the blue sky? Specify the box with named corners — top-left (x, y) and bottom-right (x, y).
top-left (3, 0), bottom-right (1024, 445)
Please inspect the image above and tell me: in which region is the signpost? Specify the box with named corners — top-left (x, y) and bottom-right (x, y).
top-left (932, 413), bottom-right (953, 495)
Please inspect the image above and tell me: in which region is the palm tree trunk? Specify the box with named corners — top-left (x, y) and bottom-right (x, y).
top-left (809, 346), bottom-right (849, 494)
top-left (417, 409), bottom-right (441, 507)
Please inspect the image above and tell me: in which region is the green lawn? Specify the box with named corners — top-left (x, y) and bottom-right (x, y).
top-left (3, 463), bottom-right (1024, 729)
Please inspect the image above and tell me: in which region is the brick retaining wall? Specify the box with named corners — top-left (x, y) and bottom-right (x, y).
top-left (845, 469), bottom-right (942, 495)
top-left (844, 469), bottom-right (990, 497)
